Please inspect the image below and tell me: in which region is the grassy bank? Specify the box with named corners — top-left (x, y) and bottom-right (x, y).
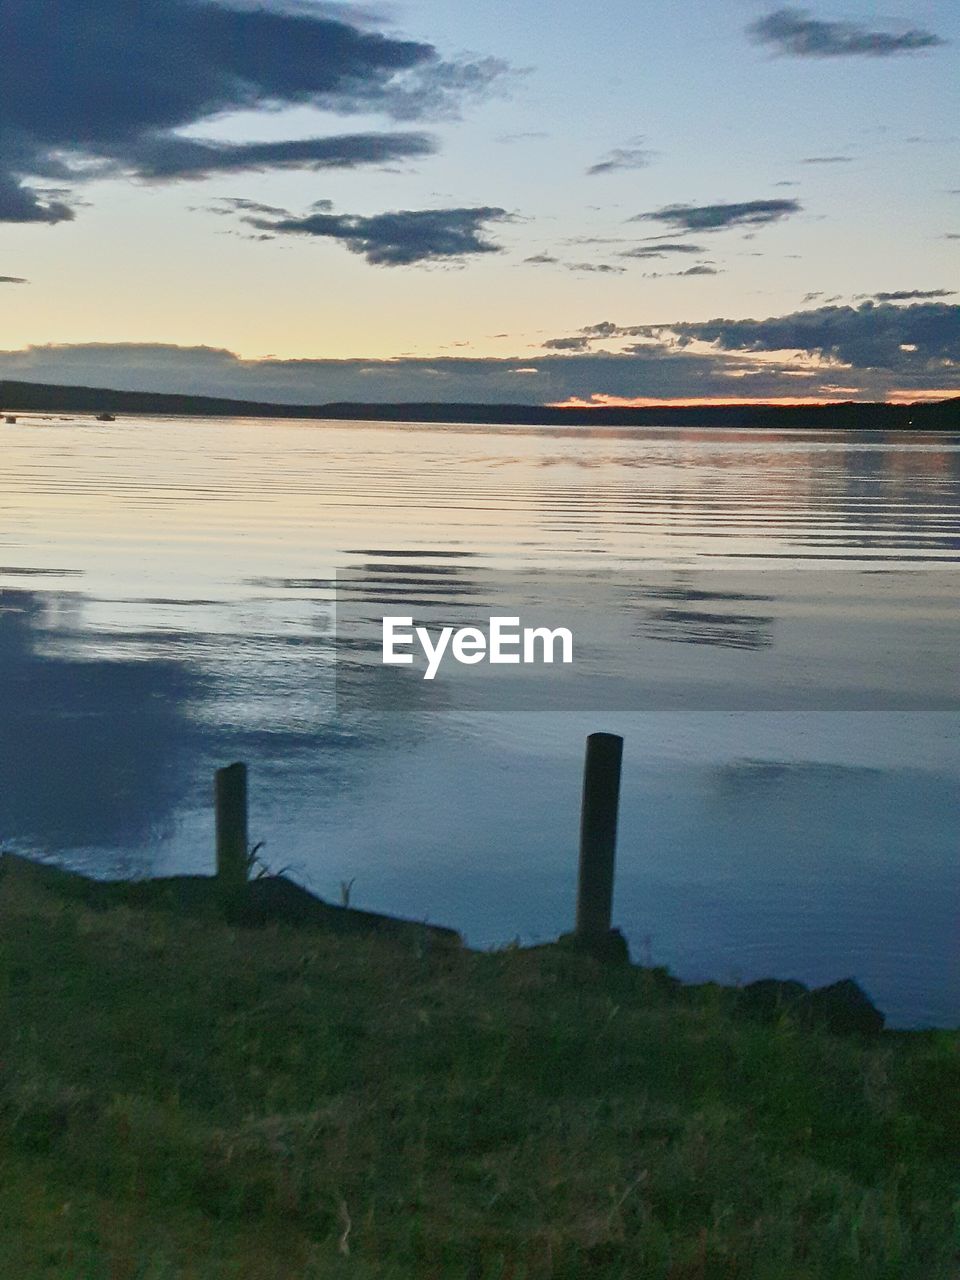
top-left (0, 869), bottom-right (957, 1279)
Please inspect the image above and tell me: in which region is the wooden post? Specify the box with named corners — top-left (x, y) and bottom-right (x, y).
top-left (575, 733), bottom-right (623, 939)
top-left (215, 762), bottom-right (248, 894)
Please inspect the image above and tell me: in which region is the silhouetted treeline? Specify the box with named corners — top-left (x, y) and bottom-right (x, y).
top-left (2, 379), bottom-right (958, 429)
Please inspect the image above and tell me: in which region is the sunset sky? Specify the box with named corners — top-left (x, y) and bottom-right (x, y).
top-left (1, 0), bottom-right (958, 403)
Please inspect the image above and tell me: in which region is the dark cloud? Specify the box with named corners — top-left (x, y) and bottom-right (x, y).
top-left (587, 146), bottom-right (652, 176)
top-left (2, 326), bottom-right (957, 404)
top-left (620, 243), bottom-right (705, 259)
top-left (748, 8), bottom-right (945, 57)
top-left (0, 275), bottom-right (28, 284)
top-left (869, 289), bottom-right (956, 302)
top-left (566, 262), bottom-right (627, 274)
top-left (0, 0), bottom-right (506, 222)
top-left (631, 199), bottom-right (801, 232)
top-left (241, 203), bottom-right (511, 266)
top-left (635, 301), bottom-right (960, 372)
top-left (564, 236), bottom-right (628, 246)
top-left (542, 337), bottom-right (591, 351)
top-left (0, 173), bottom-right (75, 224)
top-left (207, 198), bottom-right (293, 218)
top-left (524, 252), bottom-right (560, 265)
top-left (640, 265), bottom-right (721, 280)
top-left (130, 133), bottom-right (435, 180)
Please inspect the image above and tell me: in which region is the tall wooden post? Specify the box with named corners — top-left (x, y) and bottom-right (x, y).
top-left (575, 733), bottom-right (623, 940)
top-left (215, 762), bottom-right (248, 895)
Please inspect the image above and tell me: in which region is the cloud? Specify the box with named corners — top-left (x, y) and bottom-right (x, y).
top-left (0, 0), bottom-right (507, 222)
top-left (582, 321), bottom-right (621, 337)
top-left (0, 275), bottom-right (28, 284)
top-left (240, 203), bottom-right (511, 266)
top-left (640, 265), bottom-right (721, 279)
top-left (565, 262), bottom-right (627, 274)
top-left (129, 133), bottom-right (435, 180)
top-left (0, 173), bottom-right (75, 224)
top-left (207, 198), bottom-right (293, 219)
top-left (542, 337), bottom-right (591, 351)
top-left (564, 236), bottom-right (629, 246)
top-left (631, 199), bottom-right (801, 232)
top-left (869, 289), bottom-right (956, 302)
top-left (801, 155), bottom-right (853, 164)
top-left (2, 325), bottom-right (957, 405)
top-left (587, 146), bottom-right (652, 176)
top-left (525, 251), bottom-right (642, 273)
top-left (634, 301), bottom-right (960, 372)
top-left (620, 243), bottom-right (705, 259)
top-left (748, 8), bottom-right (945, 57)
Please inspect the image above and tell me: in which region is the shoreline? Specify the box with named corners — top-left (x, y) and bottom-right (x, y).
top-left (4, 850), bottom-right (951, 1039)
top-left (1, 846), bottom-right (957, 1276)
top-left (3, 378), bottom-right (959, 430)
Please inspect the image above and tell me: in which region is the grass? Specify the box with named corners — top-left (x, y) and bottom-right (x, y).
top-left (0, 870), bottom-right (957, 1278)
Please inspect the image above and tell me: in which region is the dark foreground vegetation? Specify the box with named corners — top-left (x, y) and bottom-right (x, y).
top-left (1, 857), bottom-right (957, 1279)
top-left (2, 378), bottom-right (959, 429)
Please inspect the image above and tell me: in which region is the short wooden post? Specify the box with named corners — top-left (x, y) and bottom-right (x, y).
top-left (215, 762), bottom-right (248, 894)
top-left (575, 733), bottom-right (623, 939)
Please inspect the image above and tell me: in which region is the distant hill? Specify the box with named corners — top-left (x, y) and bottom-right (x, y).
top-left (2, 378), bottom-right (958, 429)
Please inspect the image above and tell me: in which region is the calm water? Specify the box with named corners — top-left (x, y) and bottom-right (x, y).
top-left (1, 414), bottom-right (957, 1027)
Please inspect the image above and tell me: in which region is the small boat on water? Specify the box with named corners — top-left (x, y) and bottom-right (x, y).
top-left (96, 412), bottom-right (116, 421)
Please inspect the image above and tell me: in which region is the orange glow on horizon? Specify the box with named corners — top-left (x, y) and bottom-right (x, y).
top-left (550, 394), bottom-right (858, 408)
top-left (885, 389), bottom-right (960, 405)
top-left (549, 392), bottom-right (959, 409)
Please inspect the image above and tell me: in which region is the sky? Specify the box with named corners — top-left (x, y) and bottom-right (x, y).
top-left (0, 0), bottom-right (958, 404)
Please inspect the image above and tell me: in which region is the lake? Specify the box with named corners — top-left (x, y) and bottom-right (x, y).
top-left (1, 414), bottom-right (957, 1027)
